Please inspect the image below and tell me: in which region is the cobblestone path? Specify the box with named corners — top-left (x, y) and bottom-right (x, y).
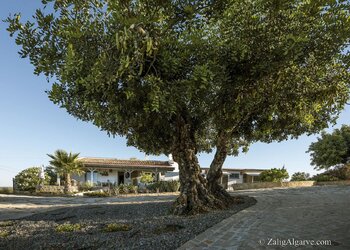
top-left (179, 186), bottom-right (350, 249)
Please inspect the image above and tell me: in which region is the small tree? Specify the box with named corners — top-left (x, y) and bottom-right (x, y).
top-left (307, 125), bottom-right (350, 170)
top-left (140, 172), bottom-right (154, 184)
top-left (14, 167), bottom-right (50, 192)
top-left (260, 167), bottom-right (289, 182)
top-left (290, 172), bottom-right (310, 181)
top-left (47, 150), bottom-right (84, 194)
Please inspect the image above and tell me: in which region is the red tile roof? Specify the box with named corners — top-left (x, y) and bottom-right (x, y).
top-left (79, 157), bottom-right (174, 170)
top-left (201, 167), bottom-right (267, 172)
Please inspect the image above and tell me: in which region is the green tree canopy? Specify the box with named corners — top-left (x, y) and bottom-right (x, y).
top-left (290, 172), bottom-right (310, 181)
top-left (307, 125), bottom-right (350, 170)
top-left (14, 166), bottom-right (50, 192)
top-left (260, 167), bottom-right (289, 182)
top-left (6, 0), bottom-right (350, 214)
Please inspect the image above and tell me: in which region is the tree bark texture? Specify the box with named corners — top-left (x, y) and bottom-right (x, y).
top-left (172, 117), bottom-right (225, 215)
top-left (207, 132), bottom-right (234, 204)
top-left (64, 173), bottom-right (72, 194)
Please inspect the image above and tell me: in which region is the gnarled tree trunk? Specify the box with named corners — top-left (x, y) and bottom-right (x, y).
top-left (207, 132), bottom-right (234, 205)
top-left (172, 117), bottom-right (225, 215)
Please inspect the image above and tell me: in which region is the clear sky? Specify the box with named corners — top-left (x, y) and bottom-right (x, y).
top-left (0, 1), bottom-right (349, 186)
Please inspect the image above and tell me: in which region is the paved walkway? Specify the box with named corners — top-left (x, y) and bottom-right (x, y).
top-left (179, 186), bottom-right (350, 249)
top-left (0, 193), bottom-right (177, 220)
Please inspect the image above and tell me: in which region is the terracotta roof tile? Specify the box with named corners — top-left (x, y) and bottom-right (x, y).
top-left (79, 157), bottom-right (174, 169)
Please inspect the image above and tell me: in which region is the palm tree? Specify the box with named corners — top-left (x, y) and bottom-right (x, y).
top-left (47, 150), bottom-right (84, 194)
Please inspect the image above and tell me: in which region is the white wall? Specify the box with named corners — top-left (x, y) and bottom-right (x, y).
top-left (225, 171), bottom-right (243, 184)
top-left (85, 170), bottom-right (118, 184)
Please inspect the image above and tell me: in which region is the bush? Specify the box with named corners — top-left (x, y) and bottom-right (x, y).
top-left (117, 184), bottom-right (138, 194)
top-left (312, 165), bottom-right (350, 182)
top-left (14, 167), bottom-right (51, 192)
top-left (326, 165), bottom-right (350, 180)
top-left (260, 167), bottom-right (289, 182)
top-left (290, 172), bottom-right (310, 181)
top-left (312, 174), bottom-right (339, 182)
top-left (146, 181), bottom-right (180, 192)
top-left (83, 190), bottom-right (110, 197)
top-left (127, 184), bottom-right (138, 194)
top-left (0, 187), bottom-right (13, 194)
top-left (79, 181), bottom-right (94, 191)
top-left (56, 223), bottom-right (81, 232)
top-left (118, 184), bottom-right (130, 194)
top-left (166, 180), bottom-right (180, 192)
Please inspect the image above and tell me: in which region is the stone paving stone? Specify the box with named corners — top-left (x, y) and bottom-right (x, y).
top-left (178, 186), bottom-right (350, 250)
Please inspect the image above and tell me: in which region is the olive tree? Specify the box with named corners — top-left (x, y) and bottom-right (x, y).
top-left (6, 0), bottom-right (350, 214)
top-left (308, 125), bottom-right (350, 170)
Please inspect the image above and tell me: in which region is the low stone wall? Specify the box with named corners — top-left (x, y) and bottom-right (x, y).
top-left (316, 180), bottom-right (350, 186)
top-left (281, 181), bottom-right (315, 188)
top-left (232, 181), bottom-right (315, 190)
top-left (36, 185), bottom-right (78, 194)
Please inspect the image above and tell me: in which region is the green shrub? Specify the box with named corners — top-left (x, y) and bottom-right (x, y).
top-left (111, 186), bottom-right (119, 195)
top-left (0, 187), bottom-right (13, 194)
top-left (166, 180), bottom-right (180, 192)
top-left (312, 174), bottom-right (339, 182)
top-left (127, 184), bottom-right (138, 194)
top-left (56, 223), bottom-right (81, 232)
top-left (146, 181), bottom-right (180, 192)
top-left (14, 167), bottom-right (51, 192)
top-left (103, 223), bottom-right (131, 232)
top-left (326, 165), bottom-right (350, 180)
top-left (312, 165), bottom-right (350, 182)
top-left (83, 191), bottom-right (110, 197)
top-left (118, 184), bottom-right (129, 194)
top-left (79, 181), bottom-right (94, 191)
top-left (146, 182), bottom-right (160, 192)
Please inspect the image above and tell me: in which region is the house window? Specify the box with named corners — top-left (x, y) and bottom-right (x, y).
top-left (229, 173), bottom-right (240, 179)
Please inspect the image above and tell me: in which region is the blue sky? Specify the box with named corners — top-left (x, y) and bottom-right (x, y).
top-left (0, 1), bottom-right (349, 186)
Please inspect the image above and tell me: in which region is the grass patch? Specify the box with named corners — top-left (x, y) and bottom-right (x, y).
top-left (0, 221), bottom-right (14, 227)
top-left (103, 223), bottom-right (132, 232)
top-left (56, 223), bottom-right (82, 232)
top-left (0, 230), bottom-right (9, 238)
top-left (153, 224), bottom-right (185, 235)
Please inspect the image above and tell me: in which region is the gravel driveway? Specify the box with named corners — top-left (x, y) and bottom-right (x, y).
top-left (179, 185), bottom-right (350, 249)
top-left (0, 193), bottom-right (178, 220)
top-left (0, 193), bottom-right (255, 249)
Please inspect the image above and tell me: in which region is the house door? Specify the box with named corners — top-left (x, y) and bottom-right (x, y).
top-left (118, 172), bottom-right (124, 185)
